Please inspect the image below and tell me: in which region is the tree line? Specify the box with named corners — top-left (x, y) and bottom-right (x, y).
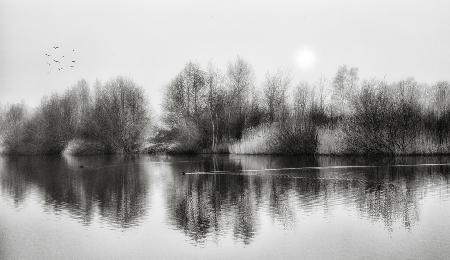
top-left (157, 58), bottom-right (450, 155)
top-left (1, 57), bottom-right (450, 155)
top-left (0, 77), bottom-right (149, 154)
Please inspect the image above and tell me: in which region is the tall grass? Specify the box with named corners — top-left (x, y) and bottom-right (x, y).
top-left (316, 126), bottom-right (450, 155)
top-left (63, 139), bottom-right (106, 155)
top-left (228, 123), bottom-right (278, 154)
top-left (229, 121), bottom-right (317, 155)
top-left (411, 132), bottom-right (450, 154)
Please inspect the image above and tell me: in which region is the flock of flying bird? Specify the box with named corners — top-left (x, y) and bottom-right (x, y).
top-left (44, 46), bottom-right (77, 72)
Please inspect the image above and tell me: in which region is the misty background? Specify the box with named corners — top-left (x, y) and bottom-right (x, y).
top-left (1, 0), bottom-right (449, 113)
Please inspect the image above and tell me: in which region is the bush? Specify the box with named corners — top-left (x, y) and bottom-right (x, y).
top-left (165, 118), bottom-right (202, 154)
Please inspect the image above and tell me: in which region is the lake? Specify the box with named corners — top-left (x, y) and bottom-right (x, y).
top-left (1, 154), bottom-right (450, 259)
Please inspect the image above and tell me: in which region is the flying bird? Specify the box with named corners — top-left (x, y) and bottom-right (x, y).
top-left (53, 59), bottom-right (60, 63)
top-left (58, 67), bottom-right (63, 71)
top-left (44, 53), bottom-right (51, 57)
top-left (53, 46), bottom-right (59, 49)
top-left (71, 60), bottom-right (76, 63)
top-left (69, 65), bottom-right (75, 68)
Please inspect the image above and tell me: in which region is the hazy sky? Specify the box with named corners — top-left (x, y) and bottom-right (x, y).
top-left (1, 0), bottom-right (449, 111)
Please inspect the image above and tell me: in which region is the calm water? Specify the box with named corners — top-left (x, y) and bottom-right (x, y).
top-left (1, 155), bottom-right (450, 259)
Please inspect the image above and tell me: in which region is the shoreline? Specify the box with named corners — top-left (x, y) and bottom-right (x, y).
top-left (4, 150), bottom-right (450, 157)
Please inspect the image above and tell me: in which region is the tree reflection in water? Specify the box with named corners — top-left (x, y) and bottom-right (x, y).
top-left (164, 155), bottom-right (450, 243)
top-left (1, 154), bottom-right (449, 245)
top-left (0, 155), bottom-right (149, 228)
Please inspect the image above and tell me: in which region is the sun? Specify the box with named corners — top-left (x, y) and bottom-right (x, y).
top-left (296, 48), bottom-right (316, 70)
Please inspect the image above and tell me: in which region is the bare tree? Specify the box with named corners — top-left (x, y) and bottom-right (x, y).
top-left (263, 70), bottom-right (290, 123)
top-left (205, 63), bottom-right (225, 151)
top-left (225, 57), bottom-right (254, 138)
top-left (332, 65), bottom-right (359, 116)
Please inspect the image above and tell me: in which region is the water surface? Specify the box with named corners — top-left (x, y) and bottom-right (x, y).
top-left (1, 155), bottom-right (450, 259)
